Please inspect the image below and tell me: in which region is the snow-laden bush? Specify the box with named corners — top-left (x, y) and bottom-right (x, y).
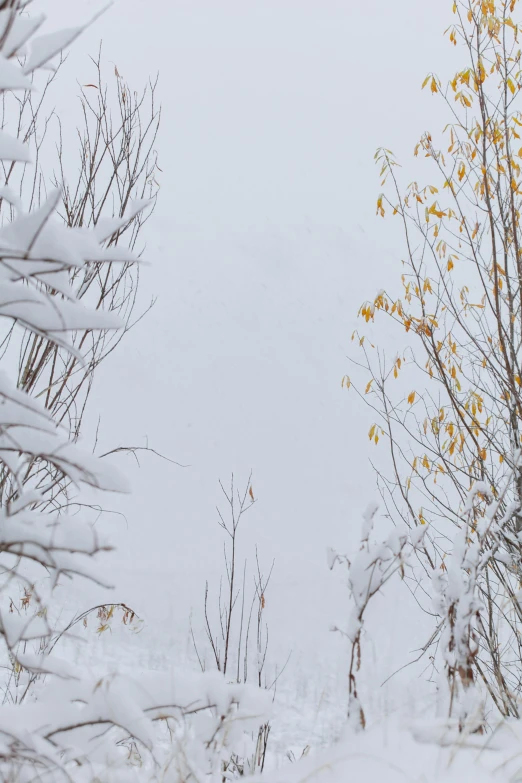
top-left (0, 3), bottom-right (270, 780)
top-left (327, 456), bottom-right (522, 744)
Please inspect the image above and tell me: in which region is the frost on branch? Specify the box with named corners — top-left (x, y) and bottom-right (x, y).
top-left (0, 3), bottom-right (268, 780)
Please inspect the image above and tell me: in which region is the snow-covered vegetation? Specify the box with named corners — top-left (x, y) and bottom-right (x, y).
top-left (4, 0), bottom-right (522, 781)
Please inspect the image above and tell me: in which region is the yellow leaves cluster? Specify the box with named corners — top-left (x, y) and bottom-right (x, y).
top-left (368, 423), bottom-right (382, 445)
top-left (422, 74), bottom-right (440, 94)
top-left (360, 292), bottom-right (392, 323)
top-left (446, 254), bottom-right (458, 271)
top-left (436, 240), bottom-right (448, 259)
top-left (477, 59), bottom-right (486, 85)
top-left (470, 392), bottom-right (484, 416)
top-left (412, 455), bottom-right (431, 473)
top-left (427, 202), bottom-right (447, 220)
top-left (374, 147), bottom-right (399, 188)
top-left (351, 330), bottom-right (369, 348)
top-left (486, 15), bottom-right (501, 38)
top-left (454, 90), bottom-right (473, 108)
top-left (359, 302), bottom-right (375, 323)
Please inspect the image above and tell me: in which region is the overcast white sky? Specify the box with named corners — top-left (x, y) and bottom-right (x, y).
top-left (39, 0), bottom-right (461, 666)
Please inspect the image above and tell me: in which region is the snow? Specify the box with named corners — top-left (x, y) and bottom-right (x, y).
top-left (24, 26), bottom-right (85, 74)
top-left (0, 54), bottom-right (32, 90)
top-left (2, 0), bottom-right (522, 780)
top-left (0, 12), bottom-right (45, 59)
top-left (0, 131), bottom-right (31, 162)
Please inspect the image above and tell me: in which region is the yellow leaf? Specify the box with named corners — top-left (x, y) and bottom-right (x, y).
top-left (447, 259), bottom-right (454, 272)
top-left (431, 77), bottom-right (438, 94)
top-left (368, 424), bottom-right (376, 440)
top-left (499, 454), bottom-right (504, 463)
top-left (407, 391), bottom-right (416, 405)
top-left (508, 77), bottom-right (516, 95)
top-left (365, 379), bottom-right (373, 394)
